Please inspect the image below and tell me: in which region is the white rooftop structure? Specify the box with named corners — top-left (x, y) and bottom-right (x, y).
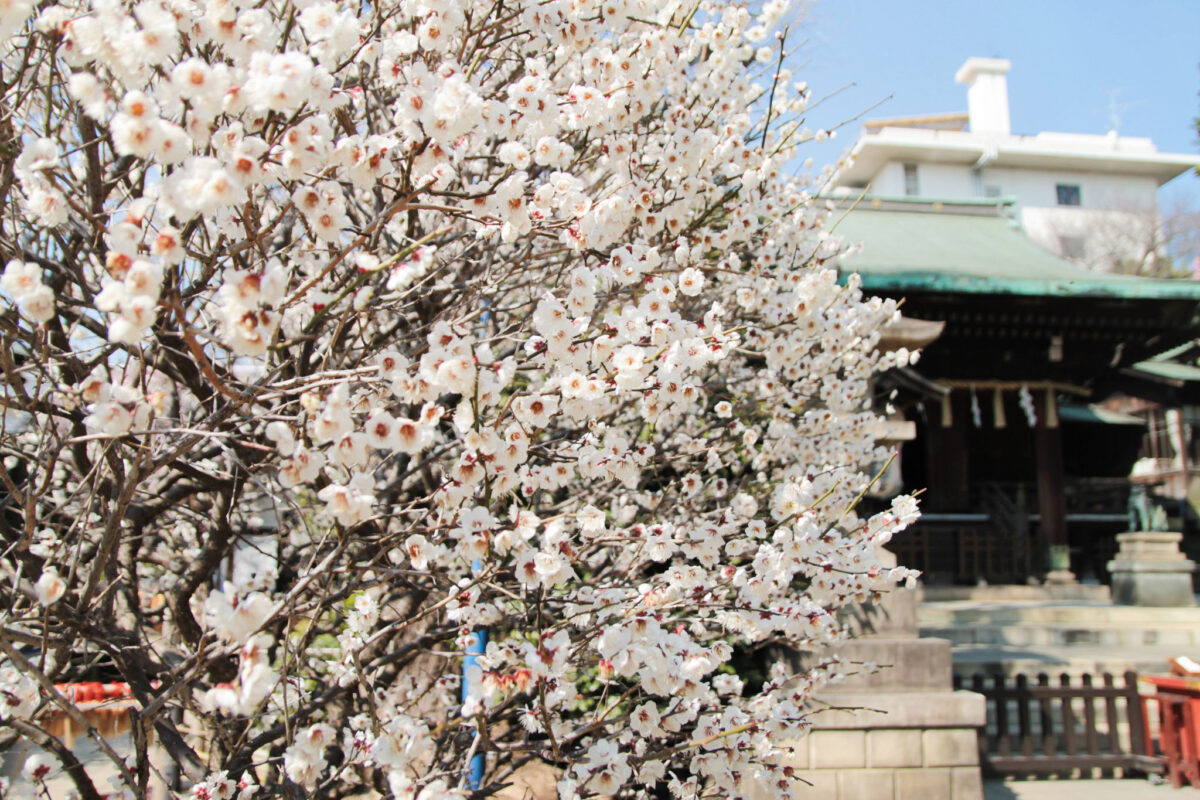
top-left (956, 56), bottom-right (1012, 136)
top-left (839, 57), bottom-right (1197, 187)
top-left (834, 58), bottom-right (1199, 274)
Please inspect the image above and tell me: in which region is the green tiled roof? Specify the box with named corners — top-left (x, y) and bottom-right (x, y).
top-left (833, 201), bottom-right (1200, 301)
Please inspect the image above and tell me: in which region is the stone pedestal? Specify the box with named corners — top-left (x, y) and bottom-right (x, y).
top-left (1043, 544), bottom-right (1078, 586)
top-left (1107, 531), bottom-right (1196, 607)
top-left (785, 553), bottom-right (985, 799)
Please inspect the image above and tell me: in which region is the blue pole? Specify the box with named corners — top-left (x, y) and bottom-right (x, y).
top-left (463, 557), bottom-right (488, 790)
top-left (465, 296), bottom-right (490, 792)
top-left (462, 626), bottom-right (488, 789)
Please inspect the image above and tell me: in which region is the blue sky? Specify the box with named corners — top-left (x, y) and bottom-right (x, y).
top-left (794, 0), bottom-right (1200, 204)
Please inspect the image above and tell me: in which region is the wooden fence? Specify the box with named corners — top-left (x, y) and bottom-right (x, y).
top-left (954, 671), bottom-right (1164, 777)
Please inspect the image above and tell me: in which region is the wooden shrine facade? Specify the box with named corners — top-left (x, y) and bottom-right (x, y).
top-left (839, 199), bottom-right (1200, 586)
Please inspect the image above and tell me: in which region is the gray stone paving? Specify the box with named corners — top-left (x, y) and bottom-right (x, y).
top-left (984, 777), bottom-right (1178, 799)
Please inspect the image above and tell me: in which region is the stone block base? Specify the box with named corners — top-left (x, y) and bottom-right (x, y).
top-left (1108, 531), bottom-right (1196, 607)
top-left (802, 637), bottom-right (954, 691)
top-left (1043, 568), bottom-right (1078, 586)
top-left (784, 733), bottom-right (983, 799)
top-left (1110, 570), bottom-right (1196, 607)
top-left (786, 766), bottom-right (981, 800)
top-left (781, 691), bottom-right (985, 800)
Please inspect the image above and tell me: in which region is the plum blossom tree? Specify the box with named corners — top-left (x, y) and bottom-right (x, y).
top-left (0, 0), bottom-right (920, 797)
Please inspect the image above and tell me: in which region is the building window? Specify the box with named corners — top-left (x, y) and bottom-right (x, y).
top-left (1059, 235), bottom-right (1085, 260)
top-left (1056, 183), bottom-right (1081, 206)
top-left (903, 163), bottom-right (919, 197)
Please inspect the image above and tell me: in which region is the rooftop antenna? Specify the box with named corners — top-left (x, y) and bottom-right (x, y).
top-left (1100, 89), bottom-right (1143, 136)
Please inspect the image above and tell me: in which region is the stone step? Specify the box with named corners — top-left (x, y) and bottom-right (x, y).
top-left (918, 584), bottom-right (1113, 604)
top-left (919, 623), bottom-right (1200, 649)
top-left (917, 602), bottom-right (1200, 628)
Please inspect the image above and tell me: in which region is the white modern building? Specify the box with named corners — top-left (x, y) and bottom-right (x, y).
top-left (834, 57), bottom-right (1198, 274)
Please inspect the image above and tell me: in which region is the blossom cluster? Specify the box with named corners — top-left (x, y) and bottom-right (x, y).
top-left (0, 0), bottom-right (919, 797)
top-left (1, 261), bottom-right (55, 324)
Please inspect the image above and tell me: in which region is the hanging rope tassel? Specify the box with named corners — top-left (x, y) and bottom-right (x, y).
top-left (993, 387), bottom-right (1006, 429)
top-left (1019, 385), bottom-right (1037, 427)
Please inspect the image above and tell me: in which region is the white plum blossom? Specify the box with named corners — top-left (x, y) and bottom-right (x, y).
top-left (284, 723), bottom-right (336, 789)
top-left (203, 586), bottom-right (274, 645)
top-left (22, 753), bottom-right (51, 784)
top-left (1, 260), bottom-right (54, 323)
top-left (204, 635), bottom-right (279, 718)
top-left (35, 568), bottom-right (65, 606)
top-left (83, 384), bottom-right (151, 437)
top-left (0, 666), bottom-right (39, 721)
top-left (0, 1), bottom-right (921, 797)
top-left (318, 473), bottom-right (376, 527)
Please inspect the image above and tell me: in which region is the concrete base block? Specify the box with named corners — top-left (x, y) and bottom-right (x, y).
top-left (816, 637), bottom-right (954, 691)
top-left (792, 763), bottom-right (981, 799)
top-left (951, 765), bottom-right (983, 799)
top-left (811, 730), bottom-right (867, 769)
top-left (787, 546), bottom-right (983, 799)
top-left (922, 729), bottom-right (978, 767)
top-left (795, 769), bottom-right (839, 796)
top-left (783, 694), bottom-right (985, 799)
top-left (895, 766), bottom-right (951, 799)
top-left (1110, 570), bottom-right (1196, 606)
top-left (809, 690), bottom-right (986, 730)
top-left (839, 769), bottom-right (896, 800)
top-left (868, 729), bottom-right (923, 768)
top-left (1108, 531), bottom-right (1197, 607)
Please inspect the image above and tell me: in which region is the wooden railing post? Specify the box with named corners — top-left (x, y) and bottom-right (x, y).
top-left (1038, 673), bottom-right (1055, 757)
top-left (1082, 673), bottom-right (1099, 761)
top-left (1102, 673), bottom-right (1120, 757)
top-left (1125, 670), bottom-right (1149, 758)
top-left (996, 674), bottom-right (1011, 758)
top-left (1060, 673), bottom-right (1078, 758)
top-left (1016, 674), bottom-right (1033, 759)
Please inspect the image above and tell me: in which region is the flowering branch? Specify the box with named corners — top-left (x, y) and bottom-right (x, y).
top-left (0, 0), bottom-right (922, 798)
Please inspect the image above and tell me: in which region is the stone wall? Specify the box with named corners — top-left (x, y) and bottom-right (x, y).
top-left (786, 696), bottom-right (984, 799)
top-left (785, 550), bottom-right (985, 800)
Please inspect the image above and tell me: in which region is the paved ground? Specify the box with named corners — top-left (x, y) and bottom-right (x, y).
top-left (919, 598), bottom-right (1200, 676)
top-left (984, 777), bottom-right (1180, 799)
top-left (950, 643), bottom-right (1187, 674)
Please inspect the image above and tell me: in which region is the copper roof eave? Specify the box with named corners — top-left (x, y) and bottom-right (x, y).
top-left (878, 316), bottom-right (946, 350)
top-left (853, 271), bottom-right (1200, 301)
top-left (878, 367), bottom-right (949, 400)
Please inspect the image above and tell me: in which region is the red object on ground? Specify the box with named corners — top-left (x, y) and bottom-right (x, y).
top-left (52, 681), bottom-right (133, 705)
top-left (1143, 674), bottom-right (1200, 788)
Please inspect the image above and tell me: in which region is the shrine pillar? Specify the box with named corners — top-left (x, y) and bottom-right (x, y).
top-left (1034, 392), bottom-right (1074, 584)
